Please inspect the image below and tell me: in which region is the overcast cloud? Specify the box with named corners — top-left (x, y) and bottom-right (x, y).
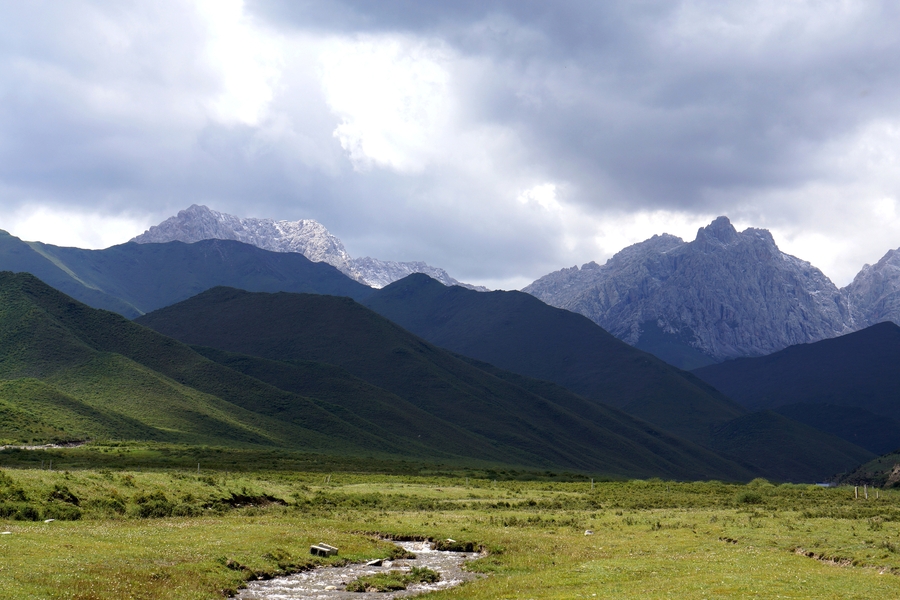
top-left (2, 0), bottom-right (900, 288)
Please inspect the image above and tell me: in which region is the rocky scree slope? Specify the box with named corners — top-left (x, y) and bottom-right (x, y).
top-left (132, 205), bottom-right (485, 290)
top-left (525, 217), bottom-right (854, 366)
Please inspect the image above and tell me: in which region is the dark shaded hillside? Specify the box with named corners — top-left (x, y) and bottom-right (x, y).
top-left (706, 411), bottom-right (874, 483)
top-left (137, 286), bottom-right (759, 480)
top-left (0, 230), bottom-right (372, 318)
top-left (772, 404), bottom-right (900, 456)
top-left (694, 322), bottom-right (900, 428)
top-left (362, 274), bottom-right (746, 444)
top-left (0, 230), bottom-right (137, 315)
top-left (359, 275), bottom-right (878, 481)
top-left (460, 352), bottom-right (873, 482)
top-left (189, 346), bottom-right (548, 464)
top-left (34, 238), bottom-right (374, 315)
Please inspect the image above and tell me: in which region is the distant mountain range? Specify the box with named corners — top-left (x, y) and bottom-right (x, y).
top-left (362, 274), bottom-right (744, 443)
top-left (132, 204), bottom-right (487, 291)
top-left (1, 208), bottom-right (896, 481)
top-left (525, 216), bottom-right (900, 369)
top-left (0, 230), bottom-right (371, 318)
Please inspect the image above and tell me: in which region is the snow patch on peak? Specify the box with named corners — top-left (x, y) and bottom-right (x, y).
top-left (131, 205), bottom-right (485, 291)
top-left (349, 257), bottom-right (487, 291)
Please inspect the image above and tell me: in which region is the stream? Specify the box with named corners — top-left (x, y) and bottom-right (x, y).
top-left (236, 541), bottom-right (482, 599)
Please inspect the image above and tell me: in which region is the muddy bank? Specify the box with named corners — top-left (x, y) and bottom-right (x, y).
top-left (237, 540), bottom-right (482, 599)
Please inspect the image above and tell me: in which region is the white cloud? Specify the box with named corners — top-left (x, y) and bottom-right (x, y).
top-left (195, 0), bottom-right (283, 126)
top-left (517, 183), bottom-right (560, 211)
top-left (729, 118), bottom-right (900, 286)
top-left (320, 35), bottom-right (454, 172)
top-left (4, 1), bottom-right (900, 290)
top-left (1, 205), bottom-right (149, 249)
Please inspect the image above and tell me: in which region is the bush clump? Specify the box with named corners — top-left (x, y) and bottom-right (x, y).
top-left (346, 567), bottom-right (439, 592)
top-left (735, 491), bottom-right (763, 505)
top-left (47, 484), bottom-right (79, 505)
top-left (0, 502), bottom-right (40, 521)
top-left (387, 545), bottom-right (417, 560)
top-left (43, 503), bottom-right (82, 521)
top-left (433, 539), bottom-right (480, 552)
top-left (132, 491), bottom-right (175, 518)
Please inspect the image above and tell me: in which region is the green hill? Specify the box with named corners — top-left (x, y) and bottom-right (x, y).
top-left (838, 450), bottom-right (900, 488)
top-left (0, 271), bottom-right (436, 455)
top-left (0, 378), bottom-right (163, 444)
top-left (0, 268), bottom-right (873, 482)
top-left (0, 231), bottom-right (371, 318)
top-left (0, 230), bottom-right (136, 315)
top-left (136, 286), bottom-right (761, 480)
top-left (0, 271), bottom-right (751, 478)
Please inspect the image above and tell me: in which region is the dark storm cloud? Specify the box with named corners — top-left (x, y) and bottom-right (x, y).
top-left (3, 1), bottom-right (900, 286)
top-left (251, 0), bottom-right (900, 212)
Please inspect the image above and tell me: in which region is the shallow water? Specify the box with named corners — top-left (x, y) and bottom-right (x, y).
top-left (236, 541), bottom-right (481, 599)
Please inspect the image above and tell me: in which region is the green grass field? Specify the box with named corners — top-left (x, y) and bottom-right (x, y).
top-left (1, 446), bottom-right (899, 598)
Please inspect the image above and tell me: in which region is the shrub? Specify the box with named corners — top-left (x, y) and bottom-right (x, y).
top-left (132, 491), bottom-right (174, 518)
top-left (43, 503), bottom-right (82, 521)
top-left (0, 502), bottom-right (40, 521)
top-left (47, 484), bottom-right (79, 506)
top-left (345, 567), bottom-right (440, 592)
top-left (735, 491), bottom-right (763, 505)
top-left (433, 539), bottom-right (479, 552)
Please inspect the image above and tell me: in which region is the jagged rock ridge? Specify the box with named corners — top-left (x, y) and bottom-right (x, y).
top-left (131, 205), bottom-right (485, 291)
top-left (844, 248), bottom-right (900, 330)
top-left (348, 256), bottom-right (475, 289)
top-left (525, 216), bottom-right (853, 364)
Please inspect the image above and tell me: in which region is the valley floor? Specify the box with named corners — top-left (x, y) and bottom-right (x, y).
top-left (1, 449), bottom-right (899, 599)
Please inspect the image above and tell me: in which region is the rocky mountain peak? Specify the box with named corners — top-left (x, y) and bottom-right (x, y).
top-left (524, 216), bottom-right (851, 367)
top-left (131, 205), bottom-right (485, 291)
top-left (844, 246), bottom-right (900, 329)
top-left (132, 204), bottom-right (358, 277)
top-left (694, 216), bottom-right (739, 247)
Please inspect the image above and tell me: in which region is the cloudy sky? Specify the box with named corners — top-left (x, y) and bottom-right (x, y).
top-left (2, 1), bottom-right (900, 289)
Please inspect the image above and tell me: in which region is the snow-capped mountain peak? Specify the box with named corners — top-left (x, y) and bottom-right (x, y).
top-left (131, 205), bottom-right (486, 290)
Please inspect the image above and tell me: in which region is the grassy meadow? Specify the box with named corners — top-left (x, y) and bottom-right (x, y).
top-left (1, 446), bottom-right (899, 599)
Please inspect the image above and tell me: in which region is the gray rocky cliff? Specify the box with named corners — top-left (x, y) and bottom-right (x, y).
top-left (132, 205), bottom-right (484, 290)
top-left (843, 248), bottom-right (900, 329)
top-left (525, 216), bottom-right (851, 362)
